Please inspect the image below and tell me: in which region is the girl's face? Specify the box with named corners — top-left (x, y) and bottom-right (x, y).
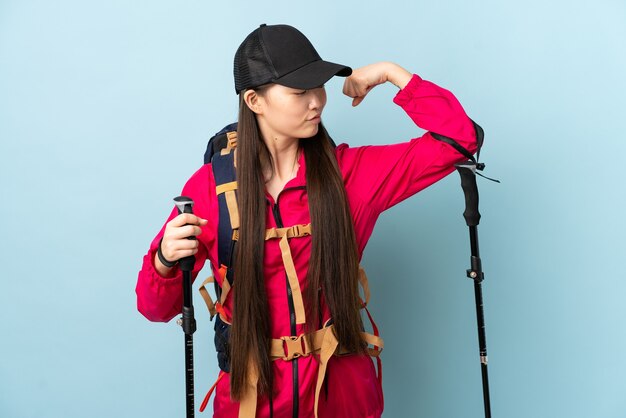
top-left (252, 84), bottom-right (327, 142)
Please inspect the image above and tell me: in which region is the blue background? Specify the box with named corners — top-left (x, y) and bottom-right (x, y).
top-left (1, 1), bottom-right (625, 417)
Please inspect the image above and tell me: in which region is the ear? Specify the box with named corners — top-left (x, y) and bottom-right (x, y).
top-left (243, 89), bottom-right (264, 115)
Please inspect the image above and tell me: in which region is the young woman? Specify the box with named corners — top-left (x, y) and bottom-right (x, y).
top-left (136, 24), bottom-right (478, 418)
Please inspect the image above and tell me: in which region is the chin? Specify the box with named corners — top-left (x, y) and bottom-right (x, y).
top-left (301, 126), bottom-right (319, 139)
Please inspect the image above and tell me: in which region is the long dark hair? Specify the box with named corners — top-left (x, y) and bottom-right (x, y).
top-left (228, 90), bottom-right (366, 401)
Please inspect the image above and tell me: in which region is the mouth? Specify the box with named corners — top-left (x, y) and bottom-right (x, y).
top-left (307, 114), bottom-right (321, 122)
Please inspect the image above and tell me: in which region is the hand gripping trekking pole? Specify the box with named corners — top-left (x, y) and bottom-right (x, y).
top-left (174, 196), bottom-right (197, 418)
top-left (454, 161), bottom-right (492, 418)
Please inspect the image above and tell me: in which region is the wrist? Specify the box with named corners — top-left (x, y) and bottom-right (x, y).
top-left (154, 252), bottom-right (177, 279)
top-left (157, 238), bottom-right (178, 269)
top-left (383, 62), bottom-right (412, 90)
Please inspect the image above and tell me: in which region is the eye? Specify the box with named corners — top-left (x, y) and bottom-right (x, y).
top-left (295, 90), bottom-right (307, 95)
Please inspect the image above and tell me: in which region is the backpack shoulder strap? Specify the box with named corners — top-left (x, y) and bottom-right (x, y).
top-left (207, 123), bottom-right (239, 289)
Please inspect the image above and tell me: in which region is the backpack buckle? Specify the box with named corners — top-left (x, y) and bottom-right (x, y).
top-left (290, 224), bottom-right (310, 238)
top-left (280, 334), bottom-right (310, 361)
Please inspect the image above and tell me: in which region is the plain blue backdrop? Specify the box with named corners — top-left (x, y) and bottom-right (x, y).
top-left (1, 1), bottom-right (625, 417)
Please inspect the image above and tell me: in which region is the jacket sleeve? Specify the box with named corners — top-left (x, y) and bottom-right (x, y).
top-left (337, 74), bottom-right (479, 214)
top-left (135, 165), bottom-right (214, 323)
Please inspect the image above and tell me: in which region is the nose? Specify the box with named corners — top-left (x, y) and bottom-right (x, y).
top-left (309, 87), bottom-right (327, 110)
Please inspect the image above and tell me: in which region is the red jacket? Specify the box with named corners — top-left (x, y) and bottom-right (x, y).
top-left (136, 74), bottom-right (478, 418)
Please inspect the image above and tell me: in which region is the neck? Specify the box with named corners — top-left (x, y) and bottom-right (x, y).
top-left (260, 132), bottom-right (300, 184)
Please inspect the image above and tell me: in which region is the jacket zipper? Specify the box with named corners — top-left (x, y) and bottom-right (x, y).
top-left (270, 187), bottom-right (303, 418)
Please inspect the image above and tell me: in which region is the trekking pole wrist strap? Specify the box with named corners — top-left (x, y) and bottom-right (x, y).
top-left (158, 237), bottom-right (178, 268)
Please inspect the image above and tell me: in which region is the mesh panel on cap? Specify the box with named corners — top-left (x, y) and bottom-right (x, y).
top-left (234, 30), bottom-right (276, 94)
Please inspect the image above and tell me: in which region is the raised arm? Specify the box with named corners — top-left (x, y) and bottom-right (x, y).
top-left (338, 62), bottom-right (478, 214)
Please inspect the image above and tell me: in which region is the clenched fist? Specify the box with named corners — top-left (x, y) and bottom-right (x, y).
top-left (155, 213), bottom-right (208, 275)
top-left (343, 62), bottom-right (412, 107)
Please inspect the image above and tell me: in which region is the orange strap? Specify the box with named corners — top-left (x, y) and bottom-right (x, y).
top-left (198, 276), bottom-right (218, 319)
top-left (215, 181), bottom-right (237, 195)
top-left (198, 265), bottom-right (232, 321)
top-left (357, 269), bottom-right (382, 385)
top-left (313, 326), bottom-right (340, 418)
top-left (238, 355), bottom-right (259, 418)
top-left (236, 325), bottom-right (383, 418)
top-left (199, 370), bottom-right (226, 412)
top-left (231, 224), bottom-right (311, 325)
top-left (363, 304), bottom-right (383, 386)
top-left (277, 233), bottom-right (306, 324)
top-left (225, 190), bottom-right (240, 229)
top-left (197, 244), bottom-right (384, 416)
top-left (358, 266), bottom-right (371, 306)
top-left (227, 131), bottom-right (237, 149)
top-left (220, 131), bottom-right (237, 156)
top-left (359, 267), bottom-right (383, 386)
top-left (267, 224), bottom-right (311, 325)
top-left (231, 223), bottom-right (312, 241)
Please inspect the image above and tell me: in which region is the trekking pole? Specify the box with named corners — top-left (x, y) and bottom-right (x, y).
top-left (454, 161), bottom-right (492, 418)
top-left (173, 196), bottom-right (197, 418)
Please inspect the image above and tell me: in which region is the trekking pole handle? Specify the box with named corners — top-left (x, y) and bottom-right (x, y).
top-left (455, 161), bottom-right (481, 227)
top-left (174, 196), bottom-right (196, 337)
top-left (174, 196), bottom-right (196, 272)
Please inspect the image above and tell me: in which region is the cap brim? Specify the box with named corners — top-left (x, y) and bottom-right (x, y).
top-left (274, 60), bottom-right (352, 90)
